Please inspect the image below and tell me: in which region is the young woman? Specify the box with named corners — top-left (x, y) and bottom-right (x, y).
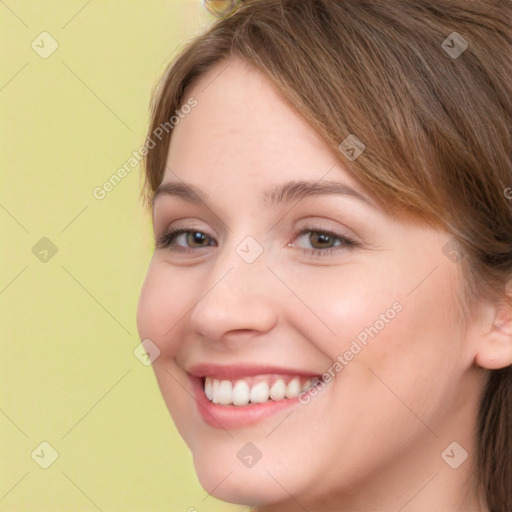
top-left (137, 1), bottom-right (512, 510)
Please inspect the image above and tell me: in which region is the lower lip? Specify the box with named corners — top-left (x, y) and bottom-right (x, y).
top-left (190, 376), bottom-right (301, 429)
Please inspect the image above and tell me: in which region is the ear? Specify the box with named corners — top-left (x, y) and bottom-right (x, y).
top-left (474, 295), bottom-right (512, 370)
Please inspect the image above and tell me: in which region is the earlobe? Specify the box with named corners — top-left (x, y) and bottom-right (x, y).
top-left (474, 300), bottom-right (512, 370)
top-left (475, 343), bottom-right (512, 370)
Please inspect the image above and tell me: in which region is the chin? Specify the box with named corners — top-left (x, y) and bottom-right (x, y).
top-left (189, 443), bottom-right (302, 507)
top-left (194, 463), bottom-right (285, 507)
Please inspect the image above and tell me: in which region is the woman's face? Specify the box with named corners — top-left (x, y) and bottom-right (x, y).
top-left (137, 59), bottom-right (484, 509)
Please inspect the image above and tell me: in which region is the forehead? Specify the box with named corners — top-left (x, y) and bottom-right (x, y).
top-left (165, 58), bottom-right (347, 187)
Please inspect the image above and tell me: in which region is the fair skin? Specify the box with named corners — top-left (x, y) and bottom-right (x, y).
top-left (137, 59), bottom-right (512, 511)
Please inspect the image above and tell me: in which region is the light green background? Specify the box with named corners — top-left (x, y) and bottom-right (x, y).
top-left (1, 1), bottom-right (245, 510)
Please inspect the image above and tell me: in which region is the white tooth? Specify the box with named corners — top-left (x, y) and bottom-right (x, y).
top-left (301, 378), bottom-right (312, 392)
top-left (233, 380), bottom-right (250, 406)
top-left (285, 377), bottom-right (301, 398)
top-left (212, 378), bottom-right (221, 404)
top-left (250, 381), bottom-right (270, 403)
top-left (269, 379), bottom-right (286, 401)
top-left (204, 377), bottom-right (213, 401)
top-left (217, 380), bottom-right (233, 405)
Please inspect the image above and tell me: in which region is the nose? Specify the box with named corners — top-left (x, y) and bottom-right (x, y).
top-left (188, 253), bottom-right (279, 344)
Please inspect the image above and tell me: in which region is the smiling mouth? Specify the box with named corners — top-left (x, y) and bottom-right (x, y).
top-left (203, 374), bottom-right (315, 406)
top-left (188, 365), bottom-right (323, 428)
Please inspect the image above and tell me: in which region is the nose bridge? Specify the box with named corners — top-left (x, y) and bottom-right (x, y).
top-left (189, 243), bottom-right (278, 339)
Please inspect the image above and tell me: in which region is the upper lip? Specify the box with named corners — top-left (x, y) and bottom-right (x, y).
top-left (187, 363), bottom-right (320, 380)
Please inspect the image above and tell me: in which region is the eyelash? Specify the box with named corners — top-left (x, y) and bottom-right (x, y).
top-left (156, 224), bottom-right (359, 257)
top-left (293, 223), bottom-right (358, 256)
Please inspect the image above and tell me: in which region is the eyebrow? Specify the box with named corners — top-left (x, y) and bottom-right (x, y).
top-left (263, 180), bottom-right (375, 208)
top-left (153, 179), bottom-right (376, 209)
top-left (153, 182), bottom-right (207, 204)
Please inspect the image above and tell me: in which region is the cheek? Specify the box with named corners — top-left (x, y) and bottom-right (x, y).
top-left (285, 263), bottom-right (404, 359)
top-left (136, 263), bottom-right (194, 356)
top-left (303, 258), bottom-right (464, 402)
top-left (344, 263), bottom-right (467, 416)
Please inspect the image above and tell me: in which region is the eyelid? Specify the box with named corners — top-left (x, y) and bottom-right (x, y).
top-left (294, 220), bottom-right (355, 237)
top-left (156, 222), bottom-right (359, 258)
top-left (290, 223), bottom-right (359, 254)
top-left (155, 224), bottom-right (217, 251)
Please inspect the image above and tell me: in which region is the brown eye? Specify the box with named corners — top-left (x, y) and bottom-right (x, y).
top-left (308, 232), bottom-right (339, 249)
top-left (296, 230), bottom-right (344, 250)
top-left (156, 228), bottom-right (216, 251)
top-left (292, 226), bottom-right (358, 256)
top-left (186, 231), bottom-right (211, 247)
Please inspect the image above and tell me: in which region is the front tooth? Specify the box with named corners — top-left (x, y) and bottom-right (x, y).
top-left (250, 381), bottom-right (270, 403)
top-left (217, 380), bottom-right (233, 405)
top-left (204, 377), bottom-right (213, 401)
top-left (285, 377), bottom-right (301, 398)
top-left (269, 379), bottom-right (286, 401)
top-left (212, 379), bottom-right (221, 404)
top-left (233, 380), bottom-right (250, 406)
top-left (301, 378), bottom-right (312, 392)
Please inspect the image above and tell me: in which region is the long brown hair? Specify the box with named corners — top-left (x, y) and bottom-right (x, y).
top-left (142, 1), bottom-right (512, 509)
